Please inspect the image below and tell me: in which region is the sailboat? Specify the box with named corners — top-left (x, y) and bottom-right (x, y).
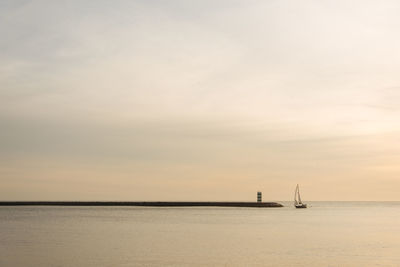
top-left (294, 184), bottom-right (307, 208)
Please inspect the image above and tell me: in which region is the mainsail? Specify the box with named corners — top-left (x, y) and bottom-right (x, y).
top-left (297, 185), bottom-right (302, 204)
top-left (294, 184), bottom-right (307, 208)
top-left (294, 184), bottom-right (302, 205)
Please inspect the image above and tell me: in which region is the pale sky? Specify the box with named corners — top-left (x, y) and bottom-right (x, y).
top-left (1, 0), bottom-right (400, 201)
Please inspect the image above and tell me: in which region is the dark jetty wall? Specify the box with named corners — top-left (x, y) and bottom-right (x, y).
top-left (0, 201), bottom-right (283, 208)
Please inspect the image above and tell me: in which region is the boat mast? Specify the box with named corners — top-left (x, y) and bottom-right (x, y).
top-left (297, 185), bottom-right (302, 204)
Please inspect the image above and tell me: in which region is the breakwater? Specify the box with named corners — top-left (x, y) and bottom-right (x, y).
top-left (0, 201), bottom-right (283, 208)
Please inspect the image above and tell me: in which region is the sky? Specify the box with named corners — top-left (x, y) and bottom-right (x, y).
top-left (1, 0), bottom-right (400, 201)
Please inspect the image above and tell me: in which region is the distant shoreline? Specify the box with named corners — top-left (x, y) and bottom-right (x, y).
top-left (0, 201), bottom-right (283, 208)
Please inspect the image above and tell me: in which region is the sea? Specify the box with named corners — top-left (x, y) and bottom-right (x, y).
top-left (1, 202), bottom-right (400, 267)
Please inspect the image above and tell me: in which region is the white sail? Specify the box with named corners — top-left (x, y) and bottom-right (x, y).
top-left (294, 184), bottom-right (307, 208)
top-left (297, 185), bottom-right (302, 204)
top-left (294, 184), bottom-right (299, 205)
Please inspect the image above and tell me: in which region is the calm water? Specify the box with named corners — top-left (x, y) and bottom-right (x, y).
top-left (1, 202), bottom-right (400, 266)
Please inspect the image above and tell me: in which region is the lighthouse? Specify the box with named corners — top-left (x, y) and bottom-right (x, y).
top-left (257, 192), bottom-right (262, 203)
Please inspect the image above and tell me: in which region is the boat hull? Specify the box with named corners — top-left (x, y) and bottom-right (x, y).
top-left (295, 204), bottom-right (307, 209)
